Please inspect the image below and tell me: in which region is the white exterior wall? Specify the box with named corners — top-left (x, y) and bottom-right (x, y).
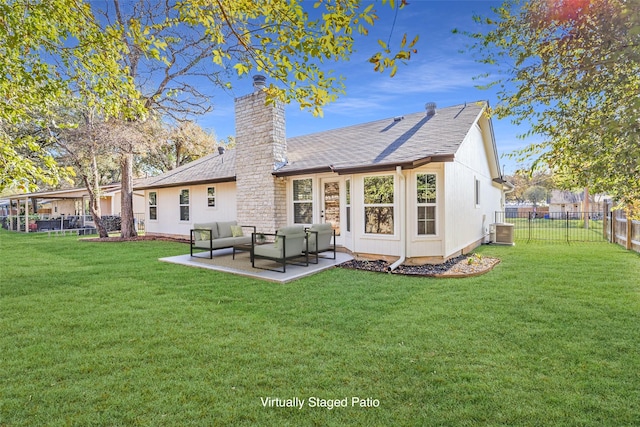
top-left (107, 191), bottom-right (145, 216)
top-left (282, 147), bottom-right (501, 262)
top-left (145, 182), bottom-right (237, 237)
top-left (442, 123), bottom-right (503, 258)
top-left (405, 164), bottom-right (446, 259)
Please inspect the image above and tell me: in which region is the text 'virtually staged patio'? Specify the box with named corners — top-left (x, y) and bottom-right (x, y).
top-left (1, 229), bottom-right (639, 426)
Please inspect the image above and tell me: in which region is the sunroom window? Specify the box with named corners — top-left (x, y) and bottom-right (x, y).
top-left (417, 174), bottom-right (436, 235)
top-left (364, 175), bottom-right (394, 234)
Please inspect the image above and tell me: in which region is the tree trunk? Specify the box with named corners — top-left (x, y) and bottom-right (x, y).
top-left (82, 160), bottom-right (109, 238)
top-left (120, 151), bottom-right (137, 238)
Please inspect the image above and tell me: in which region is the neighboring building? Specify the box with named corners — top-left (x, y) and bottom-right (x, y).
top-left (4, 184), bottom-right (145, 232)
top-left (549, 190), bottom-right (605, 216)
top-left (136, 76), bottom-right (512, 264)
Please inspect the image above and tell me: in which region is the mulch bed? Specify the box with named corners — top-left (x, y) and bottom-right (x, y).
top-left (339, 254), bottom-right (500, 278)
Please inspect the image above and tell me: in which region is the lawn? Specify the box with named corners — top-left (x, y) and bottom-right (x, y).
top-left (1, 230), bottom-right (639, 426)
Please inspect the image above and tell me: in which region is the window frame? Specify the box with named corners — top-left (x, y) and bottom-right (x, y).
top-left (206, 186), bottom-right (216, 208)
top-left (416, 173), bottom-right (437, 236)
top-left (363, 174), bottom-right (395, 235)
top-left (292, 178), bottom-right (313, 225)
top-left (345, 178), bottom-right (351, 233)
top-left (179, 188), bottom-right (190, 222)
top-left (149, 191), bottom-right (158, 221)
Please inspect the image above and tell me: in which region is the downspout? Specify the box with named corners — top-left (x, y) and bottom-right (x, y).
top-left (388, 166), bottom-right (406, 272)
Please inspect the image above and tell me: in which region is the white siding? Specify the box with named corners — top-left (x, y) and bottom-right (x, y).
top-left (145, 182), bottom-right (237, 237)
top-left (442, 122), bottom-right (502, 257)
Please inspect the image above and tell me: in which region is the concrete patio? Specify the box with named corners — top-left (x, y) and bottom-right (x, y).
top-left (159, 247), bottom-right (353, 283)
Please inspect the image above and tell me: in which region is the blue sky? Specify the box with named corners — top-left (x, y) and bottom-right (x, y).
top-left (197, 1), bottom-right (537, 175)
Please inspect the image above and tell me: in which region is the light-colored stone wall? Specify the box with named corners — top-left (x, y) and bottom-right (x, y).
top-left (235, 88), bottom-right (287, 234)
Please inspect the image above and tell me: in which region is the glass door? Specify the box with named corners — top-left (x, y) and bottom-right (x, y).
top-left (322, 180), bottom-right (341, 236)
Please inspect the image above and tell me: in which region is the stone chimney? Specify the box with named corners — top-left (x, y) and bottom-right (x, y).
top-left (235, 75), bottom-right (287, 234)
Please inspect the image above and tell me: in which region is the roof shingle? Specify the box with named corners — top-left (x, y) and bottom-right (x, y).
top-left (135, 101), bottom-right (487, 189)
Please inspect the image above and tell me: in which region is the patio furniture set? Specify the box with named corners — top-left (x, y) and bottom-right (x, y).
top-left (190, 220), bottom-right (336, 273)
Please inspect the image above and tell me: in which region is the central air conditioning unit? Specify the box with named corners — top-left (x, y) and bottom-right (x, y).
top-left (491, 223), bottom-right (515, 246)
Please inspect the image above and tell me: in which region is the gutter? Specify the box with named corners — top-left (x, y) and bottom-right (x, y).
top-left (503, 181), bottom-right (515, 194)
top-left (388, 166), bottom-right (406, 272)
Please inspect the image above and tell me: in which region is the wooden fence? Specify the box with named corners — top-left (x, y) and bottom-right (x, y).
top-left (605, 202), bottom-right (640, 253)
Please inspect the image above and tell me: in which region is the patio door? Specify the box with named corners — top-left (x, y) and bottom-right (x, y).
top-left (321, 179), bottom-right (341, 238)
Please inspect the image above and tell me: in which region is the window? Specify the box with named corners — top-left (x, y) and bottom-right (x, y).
top-left (179, 189), bottom-right (189, 221)
top-left (149, 192), bottom-right (157, 220)
top-left (417, 174), bottom-right (436, 235)
top-left (364, 175), bottom-right (394, 234)
top-left (293, 178), bottom-right (313, 224)
top-left (207, 187), bottom-right (216, 207)
top-left (345, 179), bottom-right (351, 233)
top-left (475, 178), bottom-right (481, 206)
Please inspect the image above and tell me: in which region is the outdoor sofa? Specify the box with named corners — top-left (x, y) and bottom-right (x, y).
top-left (190, 221), bottom-right (256, 259)
top-left (251, 225), bottom-right (309, 273)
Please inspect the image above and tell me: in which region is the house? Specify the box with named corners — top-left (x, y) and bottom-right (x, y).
top-left (4, 184), bottom-right (145, 232)
top-left (549, 189), bottom-right (605, 218)
top-left (136, 76), bottom-right (512, 264)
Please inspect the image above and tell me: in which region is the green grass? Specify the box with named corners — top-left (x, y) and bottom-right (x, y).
top-left (1, 230), bottom-right (639, 426)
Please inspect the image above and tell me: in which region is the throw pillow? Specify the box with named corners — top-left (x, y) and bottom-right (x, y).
top-left (231, 225), bottom-right (244, 237)
top-left (196, 230), bottom-right (211, 240)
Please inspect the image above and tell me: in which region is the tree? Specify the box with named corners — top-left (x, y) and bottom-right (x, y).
top-left (461, 0), bottom-right (640, 213)
top-left (505, 169), bottom-right (555, 204)
top-left (139, 121), bottom-right (217, 175)
top-left (104, 0), bottom-right (419, 237)
top-left (3, 0), bottom-right (419, 236)
top-left (523, 185), bottom-right (548, 207)
top-left (55, 107), bottom-right (113, 238)
top-left (0, 0), bottom-right (145, 193)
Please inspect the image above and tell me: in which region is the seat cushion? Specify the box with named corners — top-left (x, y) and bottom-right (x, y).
top-left (309, 223), bottom-right (333, 232)
top-left (253, 243), bottom-right (282, 259)
top-left (212, 235), bottom-right (251, 249)
top-left (308, 223), bottom-right (334, 251)
top-left (217, 221), bottom-right (237, 238)
top-left (277, 225), bottom-right (305, 236)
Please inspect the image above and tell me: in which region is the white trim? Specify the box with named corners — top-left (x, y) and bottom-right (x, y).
top-left (416, 172), bottom-right (438, 237)
top-left (148, 191), bottom-right (158, 221)
top-left (179, 188), bottom-right (190, 222)
top-left (292, 177), bottom-right (313, 225)
top-left (206, 185), bottom-right (217, 210)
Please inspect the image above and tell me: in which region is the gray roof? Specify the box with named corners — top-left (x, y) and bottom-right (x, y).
top-left (136, 150), bottom-right (236, 190)
top-left (135, 101), bottom-right (488, 189)
top-left (550, 190), bottom-right (584, 204)
top-left (279, 101), bottom-right (486, 175)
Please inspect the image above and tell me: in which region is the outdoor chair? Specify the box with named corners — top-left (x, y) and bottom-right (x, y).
top-left (251, 225), bottom-right (309, 273)
top-left (305, 223), bottom-right (336, 264)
